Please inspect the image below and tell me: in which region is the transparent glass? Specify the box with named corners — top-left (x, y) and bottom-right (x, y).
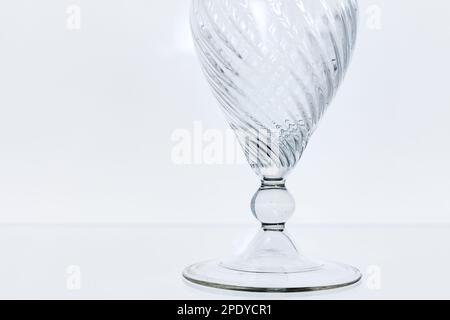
top-left (184, 0), bottom-right (361, 292)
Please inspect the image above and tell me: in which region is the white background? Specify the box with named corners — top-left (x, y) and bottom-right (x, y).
top-left (0, 0), bottom-right (449, 226)
top-left (0, 0), bottom-right (449, 300)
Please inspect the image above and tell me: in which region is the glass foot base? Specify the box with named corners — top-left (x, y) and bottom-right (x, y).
top-left (183, 228), bottom-right (361, 293)
top-left (183, 260), bottom-right (361, 293)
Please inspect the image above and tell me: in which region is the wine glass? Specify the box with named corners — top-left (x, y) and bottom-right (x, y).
top-left (184, 0), bottom-right (361, 292)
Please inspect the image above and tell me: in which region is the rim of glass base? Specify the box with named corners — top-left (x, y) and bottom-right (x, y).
top-left (183, 260), bottom-right (362, 293)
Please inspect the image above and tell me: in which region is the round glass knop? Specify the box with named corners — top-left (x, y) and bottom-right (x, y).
top-left (251, 181), bottom-right (295, 227)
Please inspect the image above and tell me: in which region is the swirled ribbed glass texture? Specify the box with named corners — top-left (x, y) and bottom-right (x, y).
top-left (191, 0), bottom-right (358, 179)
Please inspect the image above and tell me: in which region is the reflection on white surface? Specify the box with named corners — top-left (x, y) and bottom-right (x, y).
top-left (173, 9), bottom-right (195, 55)
top-left (0, 224), bottom-right (448, 299)
top-left (158, 2), bottom-right (195, 56)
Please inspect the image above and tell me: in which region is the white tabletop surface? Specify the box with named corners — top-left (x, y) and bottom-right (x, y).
top-left (0, 224), bottom-right (448, 300)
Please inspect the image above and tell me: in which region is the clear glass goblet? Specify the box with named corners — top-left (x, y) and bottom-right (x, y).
top-left (184, 0), bottom-right (361, 292)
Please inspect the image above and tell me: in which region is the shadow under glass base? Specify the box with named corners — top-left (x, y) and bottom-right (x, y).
top-left (183, 229), bottom-right (361, 293)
